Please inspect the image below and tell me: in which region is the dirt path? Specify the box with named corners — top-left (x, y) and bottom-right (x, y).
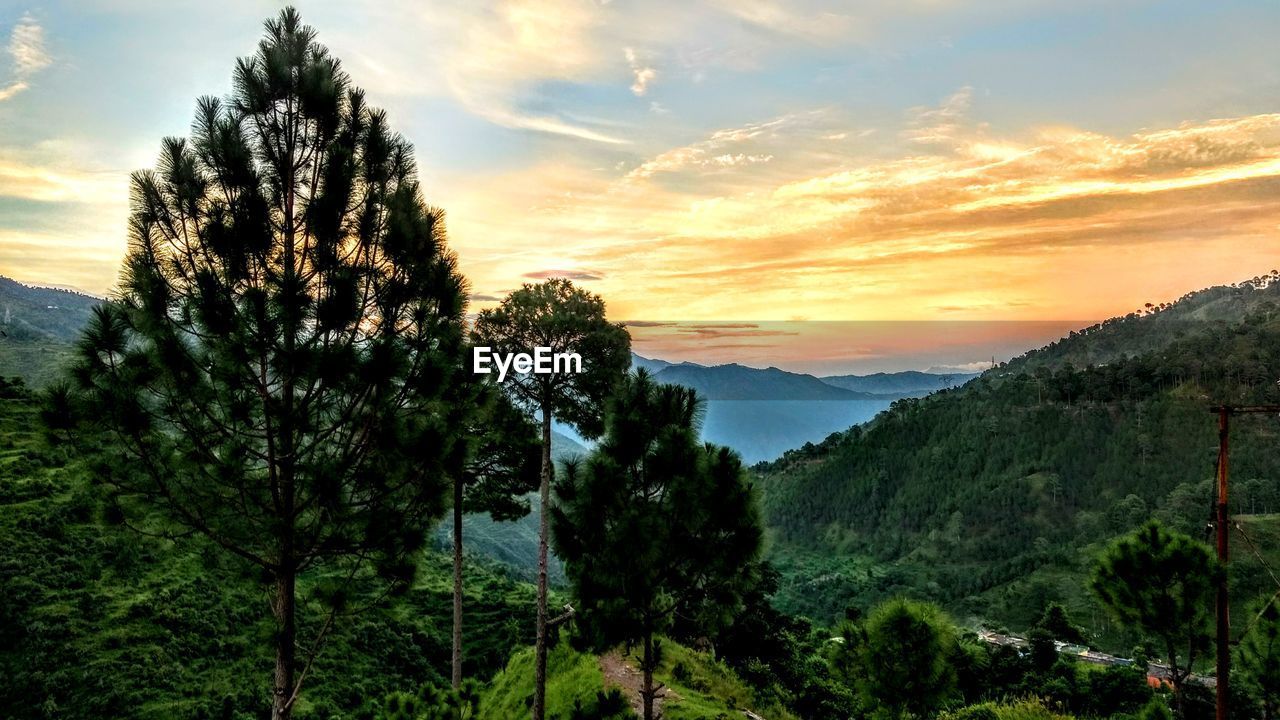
top-left (599, 650), bottom-right (680, 717)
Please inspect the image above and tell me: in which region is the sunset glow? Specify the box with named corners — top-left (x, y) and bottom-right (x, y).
top-left (3, 1), bottom-right (1279, 332)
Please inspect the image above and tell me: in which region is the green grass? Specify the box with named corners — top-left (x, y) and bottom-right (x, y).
top-left (0, 341), bottom-right (77, 389)
top-left (478, 637), bottom-right (798, 720)
top-left (480, 643), bottom-right (607, 720)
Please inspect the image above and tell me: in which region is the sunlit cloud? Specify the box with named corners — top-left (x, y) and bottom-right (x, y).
top-left (0, 12), bottom-right (51, 101)
top-left (624, 47), bottom-right (656, 96)
top-left (903, 86), bottom-right (974, 146)
top-left (447, 110), bottom-right (1280, 321)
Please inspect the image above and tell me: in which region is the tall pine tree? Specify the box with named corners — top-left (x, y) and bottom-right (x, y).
top-left (551, 370), bottom-right (762, 720)
top-left (49, 9), bottom-right (470, 718)
top-left (472, 278), bottom-right (630, 720)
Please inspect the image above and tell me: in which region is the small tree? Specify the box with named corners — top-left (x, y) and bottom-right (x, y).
top-left (551, 370), bottom-right (763, 720)
top-left (1027, 627), bottom-right (1058, 673)
top-left (1036, 602), bottom-right (1085, 644)
top-left (1091, 522), bottom-right (1221, 718)
top-left (472, 279), bottom-right (630, 720)
top-left (450, 381), bottom-right (541, 689)
top-left (1239, 602), bottom-right (1280, 720)
top-left (48, 9), bottom-right (471, 718)
top-left (844, 598), bottom-right (958, 719)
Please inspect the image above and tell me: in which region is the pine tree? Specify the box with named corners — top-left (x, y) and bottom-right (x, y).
top-left (1091, 522), bottom-right (1221, 719)
top-left (48, 9), bottom-right (470, 718)
top-left (1239, 603), bottom-right (1280, 720)
top-left (472, 278), bottom-right (630, 720)
top-left (551, 370), bottom-right (763, 720)
top-left (836, 598), bottom-right (958, 719)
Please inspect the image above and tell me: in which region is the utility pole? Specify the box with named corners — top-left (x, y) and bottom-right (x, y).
top-left (1208, 404), bottom-right (1280, 720)
top-left (1214, 406), bottom-right (1230, 720)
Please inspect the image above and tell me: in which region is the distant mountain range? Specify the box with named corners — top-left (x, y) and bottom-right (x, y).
top-left (636, 354), bottom-right (976, 401)
top-left (820, 369), bottom-right (979, 397)
top-left (631, 353), bottom-right (973, 463)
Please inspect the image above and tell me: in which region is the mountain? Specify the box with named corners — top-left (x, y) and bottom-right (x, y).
top-left (820, 370), bottom-right (979, 397)
top-left (757, 274), bottom-right (1280, 647)
top-left (646, 361), bottom-right (889, 463)
top-left (627, 357), bottom-right (971, 463)
top-left (1003, 271), bottom-right (1280, 373)
top-left (0, 276), bottom-right (101, 342)
top-left (0, 276), bottom-right (103, 388)
top-left (630, 353), bottom-right (674, 374)
top-left (651, 362), bottom-right (876, 401)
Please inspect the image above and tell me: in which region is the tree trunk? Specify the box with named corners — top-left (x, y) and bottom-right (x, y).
top-left (272, 568), bottom-right (297, 720)
top-left (532, 406), bottom-right (552, 720)
top-left (452, 478), bottom-right (464, 691)
top-left (641, 633), bottom-right (656, 720)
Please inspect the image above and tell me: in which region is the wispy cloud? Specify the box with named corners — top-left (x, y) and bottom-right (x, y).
top-left (623, 115), bottom-right (791, 180)
top-left (0, 13), bottom-right (51, 102)
top-left (624, 47), bottom-right (656, 96)
top-left (523, 268), bottom-right (605, 281)
top-left (904, 86), bottom-right (974, 146)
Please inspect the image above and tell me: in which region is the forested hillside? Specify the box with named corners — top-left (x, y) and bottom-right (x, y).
top-left (759, 276), bottom-right (1280, 642)
top-left (0, 276), bottom-right (100, 388)
top-left (0, 384), bottom-right (541, 718)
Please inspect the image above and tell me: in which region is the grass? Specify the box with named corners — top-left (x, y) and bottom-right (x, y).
top-left (479, 642), bottom-right (607, 720)
top-left (478, 636), bottom-right (799, 720)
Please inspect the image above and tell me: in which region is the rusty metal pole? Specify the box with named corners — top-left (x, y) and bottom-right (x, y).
top-left (1206, 404), bottom-right (1280, 720)
top-left (1215, 406), bottom-right (1230, 720)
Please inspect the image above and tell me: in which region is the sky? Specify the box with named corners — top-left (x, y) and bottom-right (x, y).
top-left (3, 1), bottom-right (1280, 371)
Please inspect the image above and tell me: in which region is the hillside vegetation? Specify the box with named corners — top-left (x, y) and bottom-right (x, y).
top-left (0, 276), bottom-right (100, 388)
top-left (0, 385), bottom-right (540, 719)
top-left (759, 277), bottom-right (1280, 643)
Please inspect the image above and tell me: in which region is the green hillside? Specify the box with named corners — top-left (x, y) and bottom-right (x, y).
top-left (758, 275), bottom-right (1280, 648)
top-left (0, 276), bottom-right (101, 388)
top-left (0, 385), bottom-right (540, 719)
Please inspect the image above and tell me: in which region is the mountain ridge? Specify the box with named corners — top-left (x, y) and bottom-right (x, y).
top-left (755, 271), bottom-right (1280, 644)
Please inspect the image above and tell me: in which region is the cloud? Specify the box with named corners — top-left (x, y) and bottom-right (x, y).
top-left (440, 109), bottom-right (1280, 322)
top-left (313, 1), bottom-right (872, 144)
top-left (523, 269), bottom-right (605, 281)
top-left (904, 86), bottom-right (973, 146)
top-left (710, 0), bottom-right (855, 43)
top-left (624, 47), bottom-right (656, 96)
top-left (0, 13), bottom-right (51, 102)
top-left (621, 320), bottom-right (677, 328)
top-left (624, 115), bottom-right (791, 181)
top-left (468, 293), bottom-right (502, 302)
